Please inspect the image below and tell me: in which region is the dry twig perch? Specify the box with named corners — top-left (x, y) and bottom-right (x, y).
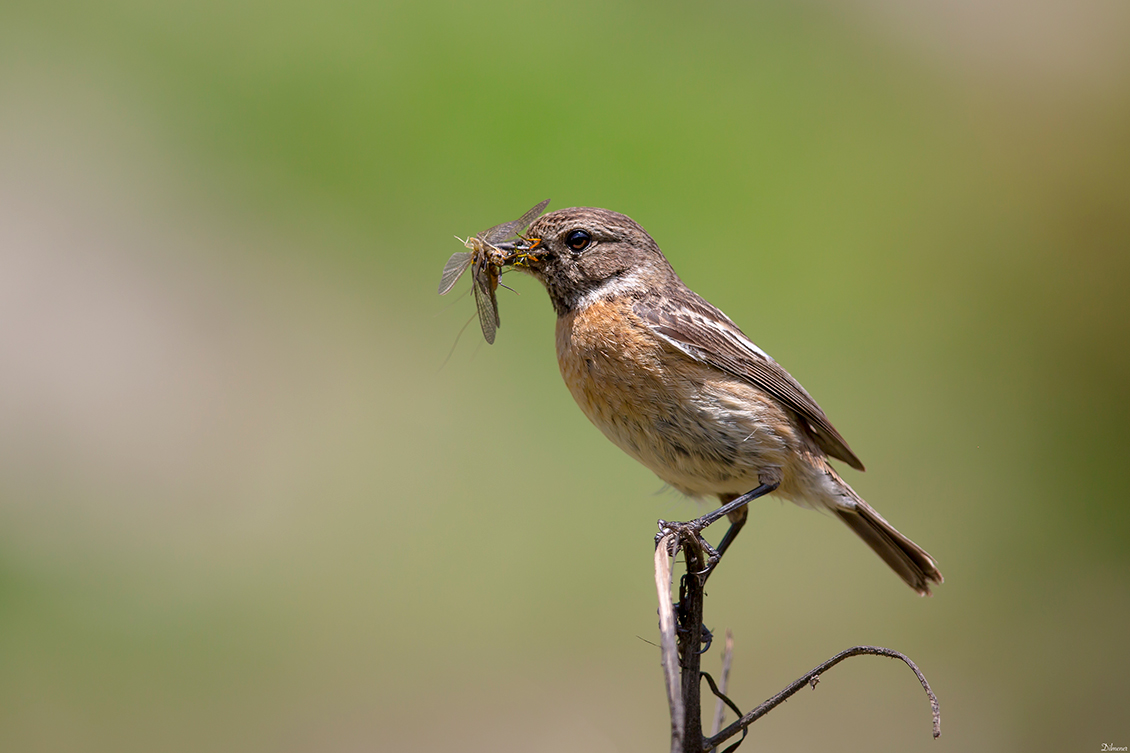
top-left (654, 527), bottom-right (941, 752)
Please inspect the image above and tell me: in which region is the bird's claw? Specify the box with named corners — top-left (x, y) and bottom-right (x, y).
top-left (656, 518), bottom-right (721, 579)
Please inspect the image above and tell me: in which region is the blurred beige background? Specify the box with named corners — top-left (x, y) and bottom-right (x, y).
top-left (1, 1), bottom-right (1127, 751)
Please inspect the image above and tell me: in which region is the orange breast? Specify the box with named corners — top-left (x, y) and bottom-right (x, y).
top-left (554, 298), bottom-right (805, 498)
top-left (556, 299), bottom-right (669, 437)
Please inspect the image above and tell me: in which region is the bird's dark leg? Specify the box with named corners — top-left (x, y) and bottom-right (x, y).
top-left (713, 496), bottom-right (747, 560)
top-left (657, 482), bottom-right (779, 579)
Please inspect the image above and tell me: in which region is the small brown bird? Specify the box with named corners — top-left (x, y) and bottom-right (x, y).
top-left (497, 205), bottom-right (942, 595)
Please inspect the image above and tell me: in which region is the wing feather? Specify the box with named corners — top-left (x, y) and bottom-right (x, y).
top-left (635, 291), bottom-right (865, 471)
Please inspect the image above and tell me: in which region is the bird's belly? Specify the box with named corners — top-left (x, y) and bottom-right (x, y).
top-left (555, 305), bottom-right (799, 497)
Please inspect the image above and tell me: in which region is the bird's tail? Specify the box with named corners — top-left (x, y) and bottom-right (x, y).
top-left (831, 478), bottom-right (943, 596)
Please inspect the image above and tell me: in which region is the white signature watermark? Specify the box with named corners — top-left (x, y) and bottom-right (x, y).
top-left (1100, 744), bottom-right (1127, 751)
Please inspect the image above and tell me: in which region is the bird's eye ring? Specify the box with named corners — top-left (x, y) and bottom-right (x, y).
top-left (565, 229), bottom-right (591, 252)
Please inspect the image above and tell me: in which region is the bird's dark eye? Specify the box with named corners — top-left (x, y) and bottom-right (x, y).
top-left (565, 229), bottom-right (591, 251)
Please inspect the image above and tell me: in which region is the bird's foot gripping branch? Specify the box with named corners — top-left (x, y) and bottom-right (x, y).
top-left (654, 529), bottom-right (942, 753)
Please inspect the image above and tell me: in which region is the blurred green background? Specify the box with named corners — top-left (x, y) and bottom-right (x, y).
top-left (2, 1), bottom-right (1128, 751)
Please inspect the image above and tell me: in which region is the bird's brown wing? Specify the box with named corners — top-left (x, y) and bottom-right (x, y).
top-left (634, 290), bottom-right (865, 471)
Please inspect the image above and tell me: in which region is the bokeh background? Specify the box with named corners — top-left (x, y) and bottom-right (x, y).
top-left (2, 1), bottom-right (1128, 751)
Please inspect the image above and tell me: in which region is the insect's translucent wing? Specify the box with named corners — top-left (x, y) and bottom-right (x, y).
top-left (472, 265), bottom-right (499, 344)
top-left (512, 198), bottom-right (550, 234)
top-left (483, 264), bottom-right (501, 326)
top-left (480, 199), bottom-right (550, 244)
top-left (438, 251), bottom-right (472, 295)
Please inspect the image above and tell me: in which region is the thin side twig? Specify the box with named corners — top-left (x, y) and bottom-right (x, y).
top-left (706, 644), bottom-right (942, 750)
top-left (654, 533), bottom-right (683, 753)
top-left (708, 629), bottom-right (734, 749)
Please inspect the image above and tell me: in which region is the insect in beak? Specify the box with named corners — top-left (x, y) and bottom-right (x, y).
top-left (493, 236), bottom-right (542, 268)
top-left (438, 200), bottom-right (549, 344)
